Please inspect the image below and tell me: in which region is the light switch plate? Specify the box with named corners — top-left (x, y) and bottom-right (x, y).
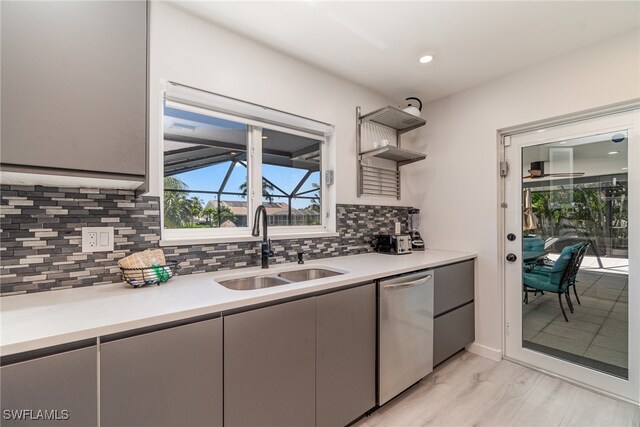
top-left (82, 227), bottom-right (114, 253)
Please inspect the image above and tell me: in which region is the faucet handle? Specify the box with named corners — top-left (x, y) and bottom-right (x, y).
top-left (265, 239), bottom-right (274, 257)
top-left (297, 251), bottom-right (305, 264)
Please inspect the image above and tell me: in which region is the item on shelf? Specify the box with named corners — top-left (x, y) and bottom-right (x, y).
top-left (402, 97), bottom-right (423, 117)
top-left (118, 249), bottom-right (179, 288)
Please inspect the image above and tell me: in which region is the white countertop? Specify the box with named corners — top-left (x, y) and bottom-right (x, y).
top-left (0, 249), bottom-right (475, 356)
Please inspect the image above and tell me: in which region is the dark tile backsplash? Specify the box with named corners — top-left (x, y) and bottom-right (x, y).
top-left (0, 185), bottom-right (409, 296)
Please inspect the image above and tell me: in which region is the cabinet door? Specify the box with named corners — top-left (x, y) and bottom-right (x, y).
top-left (100, 318), bottom-right (223, 427)
top-left (433, 302), bottom-right (475, 366)
top-left (0, 346), bottom-right (97, 427)
top-left (224, 298), bottom-right (316, 427)
top-left (316, 284), bottom-right (376, 427)
top-left (434, 260), bottom-right (474, 316)
top-left (0, 1), bottom-right (146, 177)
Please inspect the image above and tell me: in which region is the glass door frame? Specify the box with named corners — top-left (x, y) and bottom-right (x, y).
top-left (500, 108), bottom-right (640, 404)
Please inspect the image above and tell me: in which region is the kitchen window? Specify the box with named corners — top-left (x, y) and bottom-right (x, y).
top-left (161, 83), bottom-right (335, 243)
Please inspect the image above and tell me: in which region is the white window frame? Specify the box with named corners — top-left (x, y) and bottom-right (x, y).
top-left (160, 84), bottom-right (336, 245)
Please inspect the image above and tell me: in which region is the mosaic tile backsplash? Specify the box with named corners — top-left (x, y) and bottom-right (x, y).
top-left (0, 185), bottom-right (410, 295)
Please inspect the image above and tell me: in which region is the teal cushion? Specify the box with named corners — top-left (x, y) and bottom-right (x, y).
top-left (523, 273), bottom-right (563, 293)
top-left (523, 237), bottom-right (544, 251)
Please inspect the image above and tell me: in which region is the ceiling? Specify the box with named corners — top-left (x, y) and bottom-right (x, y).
top-left (522, 131), bottom-right (629, 180)
top-left (169, 1), bottom-right (640, 105)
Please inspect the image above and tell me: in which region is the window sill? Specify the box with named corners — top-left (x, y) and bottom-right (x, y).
top-left (159, 231), bottom-right (340, 247)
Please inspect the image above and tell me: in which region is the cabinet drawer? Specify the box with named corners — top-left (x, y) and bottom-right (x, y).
top-left (433, 302), bottom-right (475, 366)
top-left (434, 260), bottom-right (474, 316)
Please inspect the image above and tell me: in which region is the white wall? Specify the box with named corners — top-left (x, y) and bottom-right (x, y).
top-left (148, 2), bottom-right (415, 207)
top-left (405, 29), bottom-right (640, 357)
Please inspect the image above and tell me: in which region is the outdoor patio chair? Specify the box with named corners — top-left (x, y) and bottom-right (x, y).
top-left (528, 242), bottom-right (590, 307)
top-left (522, 243), bottom-right (582, 322)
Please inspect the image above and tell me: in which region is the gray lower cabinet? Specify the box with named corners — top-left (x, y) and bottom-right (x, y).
top-left (224, 283), bottom-right (376, 427)
top-left (316, 283), bottom-right (376, 427)
top-left (433, 301), bottom-right (475, 366)
top-left (224, 297), bottom-right (316, 427)
top-left (433, 260), bottom-right (475, 366)
top-left (0, 345), bottom-right (97, 427)
top-left (100, 317), bottom-right (223, 427)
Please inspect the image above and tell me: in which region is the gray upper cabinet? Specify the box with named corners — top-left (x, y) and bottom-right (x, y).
top-left (224, 298), bottom-right (316, 427)
top-left (0, 1), bottom-right (147, 179)
top-left (316, 283), bottom-right (376, 427)
top-left (0, 345), bottom-right (97, 427)
top-left (100, 317), bottom-right (223, 427)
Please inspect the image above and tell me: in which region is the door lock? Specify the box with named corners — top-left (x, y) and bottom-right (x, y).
top-left (506, 253), bottom-right (517, 262)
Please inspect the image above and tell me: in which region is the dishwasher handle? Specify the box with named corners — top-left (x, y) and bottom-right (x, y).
top-left (383, 274), bottom-right (432, 290)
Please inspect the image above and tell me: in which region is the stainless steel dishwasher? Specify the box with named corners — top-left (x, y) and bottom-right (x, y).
top-left (378, 269), bottom-right (434, 405)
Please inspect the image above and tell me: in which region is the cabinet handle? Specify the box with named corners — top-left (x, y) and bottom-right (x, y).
top-left (383, 275), bottom-right (432, 290)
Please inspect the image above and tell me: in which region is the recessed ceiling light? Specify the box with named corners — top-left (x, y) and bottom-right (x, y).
top-left (419, 54), bottom-right (434, 64)
top-left (622, 167), bottom-right (628, 170)
top-left (229, 151), bottom-right (238, 155)
top-left (262, 136), bottom-right (268, 140)
top-left (608, 151), bottom-right (620, 155)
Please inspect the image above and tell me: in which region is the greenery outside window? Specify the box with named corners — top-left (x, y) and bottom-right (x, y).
top-left (161, 83), bottom-right (334, 243)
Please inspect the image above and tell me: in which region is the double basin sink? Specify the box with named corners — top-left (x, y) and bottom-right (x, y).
top-left (218, 268), bottom-right (343, 291)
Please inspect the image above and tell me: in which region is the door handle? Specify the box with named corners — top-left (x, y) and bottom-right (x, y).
top-left (506, 253), bottom-right (517, 262)
top-left (383, 275), bottom-right (432, 290)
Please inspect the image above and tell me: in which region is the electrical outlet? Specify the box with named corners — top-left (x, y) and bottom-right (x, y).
top-left (87, 232), bottom-right (98, 248)
top-left (395, 222), bottom-right (401, 234)
top-left (82, 227), bottom-right (114, 253)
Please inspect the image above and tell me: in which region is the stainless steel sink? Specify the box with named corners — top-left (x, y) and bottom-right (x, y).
top-left (217, 268), bottom-right (345, 291)
top-left (218, 275), bottom-right (291, 291)
top-left (278, 268), bottom-right (343, 282)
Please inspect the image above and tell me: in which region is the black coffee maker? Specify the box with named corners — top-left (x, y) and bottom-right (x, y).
top-left (408, 208), bottom-right (425, 251)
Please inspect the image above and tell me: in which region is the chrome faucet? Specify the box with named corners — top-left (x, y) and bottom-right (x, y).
top-left (252, 205), bottom-right (273, 269)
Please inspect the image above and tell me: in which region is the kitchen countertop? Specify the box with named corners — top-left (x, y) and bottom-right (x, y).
top-left (0, 249), bottom-right (475, 356)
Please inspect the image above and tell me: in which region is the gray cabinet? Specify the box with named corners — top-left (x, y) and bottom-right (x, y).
top-left (433, 301), bottom-right (475, 366)
top-left (433, 260), bottom-right (475, 366)
top-left (0, 345), bottom-right (97, 427)
top-left (224, 298), bottom-right (316, 427)
top-left (225, 284), bottom-right (377, 427)
top-left (1, 1), bottom-right (147, 181)
top-left (316, 283), bottom-right (376, 427)
top-left (100, 318), bottom-right (223, 427)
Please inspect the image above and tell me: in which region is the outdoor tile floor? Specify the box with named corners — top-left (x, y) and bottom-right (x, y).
top-left (522, 255), bottom-right (629, 376)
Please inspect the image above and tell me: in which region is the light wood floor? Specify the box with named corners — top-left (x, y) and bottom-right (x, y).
top-left (355, 351), bottom-right (639, 427)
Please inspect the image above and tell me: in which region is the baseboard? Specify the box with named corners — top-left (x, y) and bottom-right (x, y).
top-left (466, 342), bottom-right (502, 362)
